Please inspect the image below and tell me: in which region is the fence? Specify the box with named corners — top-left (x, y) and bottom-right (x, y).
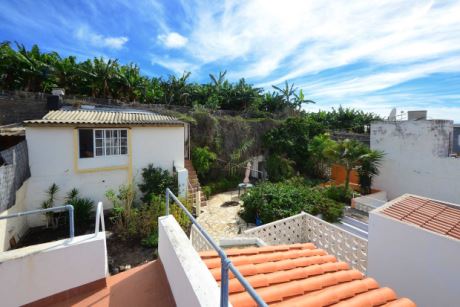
top-left (0, 141), bottom-right (30, 212)
top-left (243, 212), bottom-right (368, 273)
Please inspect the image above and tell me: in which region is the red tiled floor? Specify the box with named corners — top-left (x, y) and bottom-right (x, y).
top-left (48, 260), bottom-right (175, 307)
top-left (200, 244), bottom-right (416, 307)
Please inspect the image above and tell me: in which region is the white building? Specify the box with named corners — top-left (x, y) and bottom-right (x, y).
top-left (368, 194), bottom-right (460, 307)
top-left (23, 108), bottom-right (188, 226)
top-left (371, 118), bottom-right (460, 204)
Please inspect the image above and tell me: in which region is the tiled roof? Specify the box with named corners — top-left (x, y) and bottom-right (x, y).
top-left (200, 243), bottom-right (415, 307)
top-left (24, 109), bottom-right (183, 126)
top-left (381, 195), bottom-right (460, 240)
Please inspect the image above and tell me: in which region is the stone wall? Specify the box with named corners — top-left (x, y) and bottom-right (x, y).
top-left (0, 92), bottom-right (48, 125)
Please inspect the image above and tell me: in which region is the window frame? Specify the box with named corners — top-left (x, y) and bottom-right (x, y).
top-left (93, 128), bottom-right (129, 158)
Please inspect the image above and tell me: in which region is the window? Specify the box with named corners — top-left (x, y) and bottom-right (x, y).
top-left (79, 129), bottom-right (94, 158)
top-left (79, 129), bottom-right (128, 158)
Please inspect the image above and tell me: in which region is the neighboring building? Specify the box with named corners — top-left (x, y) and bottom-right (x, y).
top-left (453, 124), bottom-right (460, 154)
top-left (22, 108), bottom-right (188, 226)
top-left (371, 118), bottom-right (460, 203)
top-left (368, 194), bottom-right (460, 307)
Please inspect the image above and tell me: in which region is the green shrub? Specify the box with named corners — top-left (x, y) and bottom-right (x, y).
top-left (321, 185), bottom-right (354, 205)
top-left (240, 181), bottom-right (343, 224)
top-left (202, 176), bottom-right (241, 196)
top-left (138, 164), bottom-right (177, 202)
top-left (66, 188), bottom-right (94, 231)
top-left (191, 146), bottom-right (217, 178)
top-left (266, 154), bottom-right (295, 182)
top-left (202, 186), bottom-right (212, 198)
top-left (106, 185), bottom-right (190, 246)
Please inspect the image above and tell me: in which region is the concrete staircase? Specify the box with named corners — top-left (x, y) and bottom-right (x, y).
top-left (184, 159), bottom-right (207, 214)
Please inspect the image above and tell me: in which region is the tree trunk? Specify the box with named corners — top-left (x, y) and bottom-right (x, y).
top-left (345, 168), bottom-right (351, 191)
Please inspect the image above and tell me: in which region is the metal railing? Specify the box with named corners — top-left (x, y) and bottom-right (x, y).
top-left (94, 202), bottom-right (105, 234)
top-left (0, 205), bottom-right (75, 239)
top-left (165, 188), bottom-right (267, 307)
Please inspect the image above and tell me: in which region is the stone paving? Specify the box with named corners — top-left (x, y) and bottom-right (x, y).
top-left (196, 190), bottom-right (253, 241)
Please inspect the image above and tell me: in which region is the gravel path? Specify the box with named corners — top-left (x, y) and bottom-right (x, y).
top-left (196, 190), bottom-right (253, 241)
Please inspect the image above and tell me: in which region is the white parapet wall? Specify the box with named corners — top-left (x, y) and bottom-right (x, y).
top-left (0, 232), bottom-right (107, 307)
top-left (159, 215), bottom-right (221, 307)
top-left (352, 191), bottom-right (387, 213)
top-left (243, 212), bottom-right (368, 273)
top-left (368, 206), bottom-right (460, 307)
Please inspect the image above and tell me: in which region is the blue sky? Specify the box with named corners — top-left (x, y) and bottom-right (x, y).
top-left (1, 0), bottom-right (460, 120)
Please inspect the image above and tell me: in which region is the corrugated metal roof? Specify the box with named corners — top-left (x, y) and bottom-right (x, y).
top-left (24, 109), bottom-right (183, 126)
top-left (0, 123), bottom-right (26, 136)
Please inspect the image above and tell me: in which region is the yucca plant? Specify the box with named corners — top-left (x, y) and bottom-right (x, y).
top-left (41, 183), bottom-right (59, 228)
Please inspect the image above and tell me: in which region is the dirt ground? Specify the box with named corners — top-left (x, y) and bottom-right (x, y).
top-left (13, 224), bottom-right (156, 276)
top-left (106, 234), bottom-right (156, 274)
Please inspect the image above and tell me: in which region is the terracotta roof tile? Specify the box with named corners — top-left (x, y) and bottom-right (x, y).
top-left (200, 243), bottom-right (415, 306)
top-left (381, 195), bottom-right (460, 240)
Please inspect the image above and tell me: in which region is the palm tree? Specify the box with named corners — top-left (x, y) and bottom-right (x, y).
top-left (323, 139), bottom-right (367, 191)
top-left (356, 150), bottom-right (385, 194)
top-left (308, 134), bottom-right (335, 178)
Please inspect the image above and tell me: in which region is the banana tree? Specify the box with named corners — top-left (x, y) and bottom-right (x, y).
top-left (14, 43), bottom-right (55, 92)
top-left (116, 63), bottom-right (144, 101)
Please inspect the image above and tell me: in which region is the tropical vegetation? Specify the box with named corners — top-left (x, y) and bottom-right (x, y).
top-left (240, 179), bottom-right (344, 224)
top-left (0, 42), bottom-right (315, 114)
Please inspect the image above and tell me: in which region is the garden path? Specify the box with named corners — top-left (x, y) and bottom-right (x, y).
top-left (196, 190), bottom-right (253, 241)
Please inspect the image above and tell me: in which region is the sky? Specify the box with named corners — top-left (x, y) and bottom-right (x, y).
top-left (1, 0), bottom-right (460, 120)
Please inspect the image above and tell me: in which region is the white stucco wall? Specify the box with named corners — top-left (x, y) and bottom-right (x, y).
top-left (0, 232), bottom-right (107, 307)
top-left (158, 215), bottom-right (221, 307)
top-left (131, 126), bottom-right (184, 181)
top-left (368, 206), bottom-right (460, 307)
top-left (0, 181), bottom-right (29, 251)
top-left (371, 120), bottom-right (460, 203)
top-left (25, 125), bottom-right (184, 226)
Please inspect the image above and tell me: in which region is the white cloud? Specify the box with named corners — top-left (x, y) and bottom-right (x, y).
top-left (158, 32), bottom-right (188, 48)
top-left (154, 0), bottom-right (460, 87)
top-left (75, 25), bottom-right (128, 50)
top-left (153, 57), bottom-right (198, 74)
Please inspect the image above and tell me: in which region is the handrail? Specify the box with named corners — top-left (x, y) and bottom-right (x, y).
top-left (0, 205), bottom-right (75, 239)
top-left (165, 188), bottom-right (267, 307)
top-left (94, 202), bottom-right (105, 233)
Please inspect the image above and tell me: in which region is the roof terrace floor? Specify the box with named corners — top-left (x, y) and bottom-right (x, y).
top-left (48, 260), bottom-right (175, 307)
